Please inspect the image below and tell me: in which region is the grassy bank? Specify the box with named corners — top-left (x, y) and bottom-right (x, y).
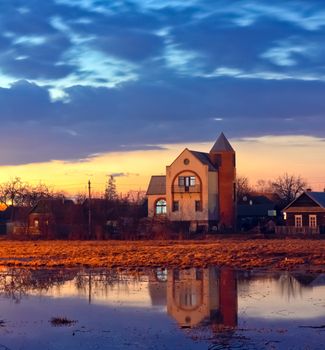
top-left (0, 239), bottom-right (324, 271)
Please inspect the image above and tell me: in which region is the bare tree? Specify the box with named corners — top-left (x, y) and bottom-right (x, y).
top-left (23, 182), bottom-right (54, 207)
top-left (271, 173), bottom-right (307, 206)
top-left (236, 176), bottom-right (252, 201)
top-left (254, 179), bottom-right (273, 193)
top-left (0, 177), bottom-right (26, 207)
top-left (0, 178), bottom-right (63, 208)
top-left (75, 192), bottom-right (87, 204)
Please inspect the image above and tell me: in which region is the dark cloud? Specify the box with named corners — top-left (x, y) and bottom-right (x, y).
top-left (0, 0), bottom-right (324, 164)
top-left (0, 76), bottom-right (324, 165)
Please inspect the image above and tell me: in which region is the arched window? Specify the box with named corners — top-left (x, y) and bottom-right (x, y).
top-left (155, 199), bottom-right (167, 215)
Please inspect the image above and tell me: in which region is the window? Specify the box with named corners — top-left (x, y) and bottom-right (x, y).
top-left (309, 215), bottom-right (317, 228)
top-left (295, 215), bottom-right (302, 227)
top-left (172, 201), bottom-right (179, 212)
top-left (189, 176), bottom-right (196, 186)
top-left (34, 219), bottom-right (39, 228)
top-left (178, 176), bottom-right (185, 186)
top-left (178, 176), bottom-right (196, 189)
top-left (155, 199), bottom-right (167, 215)
top-left (195, 200), bottom-right (202, 212)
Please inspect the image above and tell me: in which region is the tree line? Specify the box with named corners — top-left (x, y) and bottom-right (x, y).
top-left (236, 173), bottom-right (307, 206)
top-left (0, 176), bottom-right (146, 208)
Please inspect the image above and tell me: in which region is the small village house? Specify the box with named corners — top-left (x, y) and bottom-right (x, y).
top-left (147, 133), bottom-right (236, 232)
top-left (237, 192), bottom-right (281, 232)
top-left (276, 190), bottom-right (325, 234)
top-left (28, 198), bottom-right (78, 238)
top-left (0, 206), bottom-right (30, 235)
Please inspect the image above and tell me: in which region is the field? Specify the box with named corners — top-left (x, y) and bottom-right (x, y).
top-left (0, 239), bottom-right (324, 271)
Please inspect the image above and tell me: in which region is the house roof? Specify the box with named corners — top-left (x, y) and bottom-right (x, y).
top-left (283, 191), bottom-right (325, 211)
top-left (147, 176), bottom-right (166, 195)
top-left (307, 192), bottom-right (325, 207)
top-left (238, 192), bottom-right (281, 205)
top-left (31, 198), bottom-right (74, 214)
top-left (210, 132), bottom-right (234, 153)
top-left (189, 150), bottom-right (217, 171)
top-left (0, 206), bottom-right (30, 222)
top-left (237, 204), bottom-right (276, 217)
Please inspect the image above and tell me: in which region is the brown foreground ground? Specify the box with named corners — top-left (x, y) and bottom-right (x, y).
top-left (0, 239), bottom-right (324, 272)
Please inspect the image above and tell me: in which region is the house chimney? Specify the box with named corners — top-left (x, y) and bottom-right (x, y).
top-left (306, 188), bottom-right (312, 192)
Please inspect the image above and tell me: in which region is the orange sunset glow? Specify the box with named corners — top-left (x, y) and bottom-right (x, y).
top-left (0, 135), bottom-right (324, 195)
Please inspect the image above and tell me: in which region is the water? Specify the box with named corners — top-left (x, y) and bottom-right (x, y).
top-left (0, 267), bottom-right (324, 350)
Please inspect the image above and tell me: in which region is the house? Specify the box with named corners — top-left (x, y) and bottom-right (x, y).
top-left (276, 191), bottom-right (325, 234)
top-left (147, 132), bottom-right (236, 231)
top-left (28, 198), bottom-right (78, 238)
top-left (237, 192), bottom-right (281, 232)
top-left (0, 206), bottom-right (30, 235)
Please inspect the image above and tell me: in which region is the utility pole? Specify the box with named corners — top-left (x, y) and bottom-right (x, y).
top-left (88, 180), bottom-right (92, 240)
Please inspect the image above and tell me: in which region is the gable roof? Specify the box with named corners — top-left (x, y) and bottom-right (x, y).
top-left (307, 192), bottom-right (325, 207)
top-left (0, 206), bottom-right (30, 222)
top-left (189, 150), bottom-right (217, 171)
top-left (31, 198), bottom-right (74, 214)
top-left (147, 176), bottom-right (166, 195)
top-left (238, 192), bottom-right (281, 205)
top-left (283, 191), bottom-right (325, 211)
top-left (237, 203), bottom-right (276, 217)
top-left (210, 132), bottom-right (234, 153)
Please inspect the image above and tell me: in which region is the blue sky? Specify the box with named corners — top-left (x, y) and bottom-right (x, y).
top-left (1, 0), bottom-right (325, 165)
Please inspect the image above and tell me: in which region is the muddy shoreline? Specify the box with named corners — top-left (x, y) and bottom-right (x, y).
top-left (0, 239), bottom-right (324, 272)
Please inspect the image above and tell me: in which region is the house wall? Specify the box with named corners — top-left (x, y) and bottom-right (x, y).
top-left (209, 151), bottom-right (236, 229)
top-left (28, 213), bottom-right (53, 236)
top-left (286, 211), bottom-right (325, 227)
top-left (166, 149), bottom-right (212, 222)
top-left (208, 171), bottom-right (219, 221)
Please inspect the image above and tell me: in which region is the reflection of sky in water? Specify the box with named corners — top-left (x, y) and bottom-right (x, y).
top-left (238, 274), bottom-right (325, 320)
top-left (0, 268), bottom-right (324, 350)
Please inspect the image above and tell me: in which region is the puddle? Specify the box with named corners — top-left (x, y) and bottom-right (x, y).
top-left (0, 267), bottom-right (324, 349)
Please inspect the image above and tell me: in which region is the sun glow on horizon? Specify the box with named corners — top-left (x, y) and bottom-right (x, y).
top-left (0, 135), bottom-right (324, 196)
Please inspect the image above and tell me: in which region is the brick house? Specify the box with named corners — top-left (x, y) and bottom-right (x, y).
top-left (146, 133), bottom-right (236, 231)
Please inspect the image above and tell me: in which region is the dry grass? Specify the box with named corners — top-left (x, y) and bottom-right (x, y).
top-left (0, 239), bottom-right (324, 271)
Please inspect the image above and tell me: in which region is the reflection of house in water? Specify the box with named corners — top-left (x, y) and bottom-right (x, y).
top-left (166, 267), bottom-right (237, 329)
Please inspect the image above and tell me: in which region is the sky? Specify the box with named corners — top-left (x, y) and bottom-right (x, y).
top-left (0, 0), bottom-right (324, 194)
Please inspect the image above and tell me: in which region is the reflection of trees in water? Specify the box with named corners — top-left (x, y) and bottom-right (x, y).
top-left (74, 270), bottom-right (144, 302)
top-left (0, 268), bottom-right (76, 303)
top-left (0, 268), bottom-right (146, 303)
top-left (278, 273), bottom-right (305, 301)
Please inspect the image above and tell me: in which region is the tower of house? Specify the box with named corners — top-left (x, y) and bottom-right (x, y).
top-left (209, 133), bottom-right (236, 230)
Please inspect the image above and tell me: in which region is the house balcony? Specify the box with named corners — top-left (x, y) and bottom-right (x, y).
top-left (275, 226), bottom-right (320, 234)
top-left (172, 184), bottom-right (201, 193)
